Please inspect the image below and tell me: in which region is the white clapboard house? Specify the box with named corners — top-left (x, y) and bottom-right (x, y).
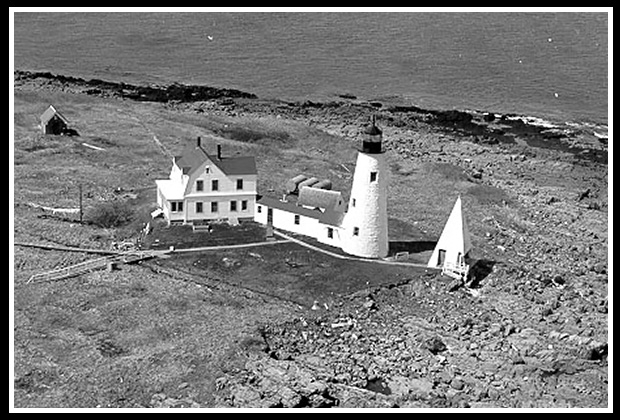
top-left (155, 138), bottom-right (257, 225)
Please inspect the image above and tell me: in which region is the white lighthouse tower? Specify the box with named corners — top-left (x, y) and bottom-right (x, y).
top-left (341, 116), bottom-right (389, 258)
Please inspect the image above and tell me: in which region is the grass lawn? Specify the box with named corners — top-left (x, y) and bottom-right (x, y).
top-left (13, 264), bottom-right (297, 407)
top-left (160, 241), bottom-right (432, 308)
top-left (143, 219), bottom-right (268, 250)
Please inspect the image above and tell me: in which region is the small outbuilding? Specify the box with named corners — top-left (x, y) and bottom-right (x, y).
top-left (40, 105), bottom-right (70, 135)
top-left (428, 195), bottom-right (472, 280)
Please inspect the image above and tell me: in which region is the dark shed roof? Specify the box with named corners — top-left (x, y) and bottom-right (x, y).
top-left (256, 195), bottom-right (322, 219)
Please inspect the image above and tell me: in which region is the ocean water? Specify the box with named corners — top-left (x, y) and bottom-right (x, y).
top-left (13, 12), bottom-right (608, 131)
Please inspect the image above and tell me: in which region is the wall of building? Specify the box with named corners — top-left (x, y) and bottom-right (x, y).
top-left (185, 194), bottom-right (256, 221)
top-left (315, 223), bottom-right (344, 249)
top-left (254, 202), bottom-right (268, 225)
top-left (254, 203), bottom-right (320, 238)
top-left (340, 152), bottom-right (389, 258)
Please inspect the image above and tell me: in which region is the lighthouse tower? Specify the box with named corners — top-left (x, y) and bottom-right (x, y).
top-left (341, 116), bottom-right (389, 258)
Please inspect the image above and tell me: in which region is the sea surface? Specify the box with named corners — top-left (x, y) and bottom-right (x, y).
top-left (13, 12), bottom-right (608, 134)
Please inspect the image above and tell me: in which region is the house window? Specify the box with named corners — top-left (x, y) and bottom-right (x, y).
top-left (171, 201), bottom-right (184, 212)
top-left (205, 166), bottom-right (210, 174)
top-left (212, 179), bottom-right (219, 191)
top-left (242, 200), bottom-right (248, 211)
top-left (352, 198), bottom-right (356, 207)
top-left (236, 179), bottom-right (244, 190)
top-left (353, 227), bottom-right (359, 236)
top-left (294, 214), bottom-right (300, 225)
top-left (230, 201), bottom-right (237, 212)
top-left (196, 202), bottom-right (203, 213)
top-left (370, 171), bottom-right (378, 183)
top-left (257, 205), bottom-right (262, 213)
top-left (211, 201), bottom-right (218, 213)
top-left (196, 180), bottom-right (204, 192)
top-left (327, 227), bottom-right (333, 239)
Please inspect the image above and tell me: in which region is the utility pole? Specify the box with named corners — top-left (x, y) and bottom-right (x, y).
top-left (79, 183), bottom-right (83, 224)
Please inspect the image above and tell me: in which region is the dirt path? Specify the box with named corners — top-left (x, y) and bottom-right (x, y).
top-left (170, 239), bottom-right (291, 253)
top-left (273, 230), bottom-right (436, 270)
top-left (126, 113), bottom-right (173, 159)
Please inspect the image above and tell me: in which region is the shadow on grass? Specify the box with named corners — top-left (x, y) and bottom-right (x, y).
top-left (388, 240), bottom-right (436, 256)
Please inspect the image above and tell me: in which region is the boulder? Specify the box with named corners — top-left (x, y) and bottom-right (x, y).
top-left (424, 336), bottom-right (447, 354)
top-left (450, 376), bottom-right (465, 391)
top-left (581, 341), bottom-right (608, 361)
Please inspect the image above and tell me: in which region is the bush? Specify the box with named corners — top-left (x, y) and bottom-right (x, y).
top-left (86, 200), bottom-right (134, 228)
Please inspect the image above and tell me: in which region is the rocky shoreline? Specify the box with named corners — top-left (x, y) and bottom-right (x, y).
top-left (13, 69), bottom-right (608, 408)
top-left (14, 70), bottom-right (607, 164)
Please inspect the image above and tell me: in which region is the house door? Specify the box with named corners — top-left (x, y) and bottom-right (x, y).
top-left (437, 249), bottom-right (446, 266)
top-left (267, 208), bottom-right (273, 225)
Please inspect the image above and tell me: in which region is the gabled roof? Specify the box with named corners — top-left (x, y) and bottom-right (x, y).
top-left (256, 195), bottom-right (322, 220)
top-left (40, 105), bottom-right (69, 125)
top-left (209, 154), bottom-right (257, 176)
top-left (256, 195), bottom-right (345, 227)
top-left (175, 141), bottom-right (257, 177)
top-left (175, 143), bottom-right (209, 175)
top-left (318, 208), bottom-right (345, 227)
top-left (298, 186), bottom-right (342, 210)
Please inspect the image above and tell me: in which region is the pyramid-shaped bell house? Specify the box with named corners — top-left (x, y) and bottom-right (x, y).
top-left (428, 195), bottom-right (472, 280)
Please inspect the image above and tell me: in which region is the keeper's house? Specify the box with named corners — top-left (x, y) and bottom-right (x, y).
top-left (155, 138), bottom-right (257, 225)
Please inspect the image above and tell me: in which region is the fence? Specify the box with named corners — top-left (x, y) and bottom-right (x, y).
top-left (26, 251), bottom-right (165, 284)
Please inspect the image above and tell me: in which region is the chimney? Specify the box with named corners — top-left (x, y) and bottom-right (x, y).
top-left (196, 136), bottom-right (201, 148)
top-left (217, 144), bottom-right (222, 160)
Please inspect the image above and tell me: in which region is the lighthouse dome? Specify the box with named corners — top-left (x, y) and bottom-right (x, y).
top-left (361, 115), bottom-right (383, 154)
top-left (364, 122), bottom-right (383, 135)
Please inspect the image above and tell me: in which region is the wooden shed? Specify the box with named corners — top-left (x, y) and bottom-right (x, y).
top-left (40, 105), bottom-right (69, 135)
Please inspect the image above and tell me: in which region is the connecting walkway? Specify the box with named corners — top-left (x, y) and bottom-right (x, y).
top-left (25, 250), bottom-right (169, 284)
top-left (272, 230), bottom-right (436, 270)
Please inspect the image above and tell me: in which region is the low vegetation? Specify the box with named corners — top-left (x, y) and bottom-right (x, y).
top-left (86, 200), bottom-right (135, 228)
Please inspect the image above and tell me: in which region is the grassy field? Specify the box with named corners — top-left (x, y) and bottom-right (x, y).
top-left (12, 87), bottom-right (442, 407)
top-left (13, 69), bottom-right (612, 408)
top-left (14, 263), bottom-right (298, 407)
top-left (13, 81), bottom-right (564, 408)
top-left (158, 241), bottom-right (430, 309)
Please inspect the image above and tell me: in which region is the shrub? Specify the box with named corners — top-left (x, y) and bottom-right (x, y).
top-left (86, 200), bottom-right (134, 228)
